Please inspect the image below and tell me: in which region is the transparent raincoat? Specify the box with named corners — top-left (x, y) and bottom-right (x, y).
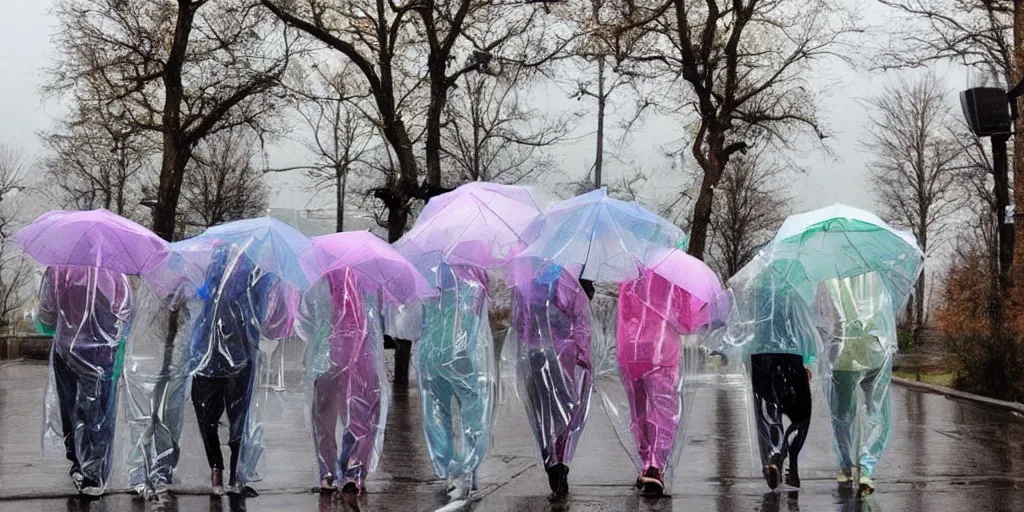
top-left (605, 265), bottom-right (725, 493)
top-left (122, 279), bottom-right (195, 495)
top-left (816, 272), bottom-right (898, 480)
top-left (750, 204), bottom-right (923, 486)
top-left (416, 262), bottom-right (495, 491)
top-left (504, 258), bottom-right (593, 471)
top-left (724, 255), bottom-right (823, 488)
top-left (186, 243), bottom-right (297, 487)
top-left (298, 268), bottom-right (389, 489)
top-left (37, 265), bottom-right (134, 492)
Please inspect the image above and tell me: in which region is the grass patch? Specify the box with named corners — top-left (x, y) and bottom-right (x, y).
top-left (893, 370), bottom-right (955, 388)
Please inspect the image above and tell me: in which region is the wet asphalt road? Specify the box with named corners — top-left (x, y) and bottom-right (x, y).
top-left (2, 359), bottom-right (1024, 511)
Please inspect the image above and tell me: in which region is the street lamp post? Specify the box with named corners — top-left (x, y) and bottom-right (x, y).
top-left (961, 86), bottom-right (1015, 333)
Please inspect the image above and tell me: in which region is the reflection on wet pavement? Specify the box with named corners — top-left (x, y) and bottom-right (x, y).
top-left (4, 362), bottom-right (1024, 511)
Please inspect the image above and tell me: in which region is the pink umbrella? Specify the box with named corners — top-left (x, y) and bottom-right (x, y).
top-left (311, 231), bottom-right (435, 305)
top-left (395, 182), bottom-right (544, 270)
top-left (14, 209), bottom-right (169, 275)
top-left (639, 248), bottom-right (728, 332)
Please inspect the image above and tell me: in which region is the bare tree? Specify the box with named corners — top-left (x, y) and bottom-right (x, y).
top-left (443, 67), bottom-right (572, 184)
top-left (259, 0), bottom-right (425, 241)
top-left (178, 129), bottom-right (270, 234)
top-left (561, 0), bottom-right (660, 190)
top-left (874, 1), bottom-right (1024, 303)
top-left (0, 146), bottom-right (33, 331)
top-left (865, 73), bottom-right (967, 342)
top-left (601, 0), bottom-right (856, 259)
top-left (272, 64), bottom-right (379, 232)
top-left (40, 104), bottom-right (150, 220)
top-left (417, 0), bottom-right (569, 192)
top-left (47, 0), bottom-right (294, 241)
top-left (708, 151), bottom-right (791, 278)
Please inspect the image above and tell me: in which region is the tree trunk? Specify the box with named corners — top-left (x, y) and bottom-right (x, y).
top-left (688, 134), bottom-right (725, 260)
top-left (594, 57), bottom-right (606, 190)
top-left (379, 118), bottom-right (418, 242)
top-left (153, 145), bottom-right (191, 241)
top-left (151, 1), bottom-right (194, 242)
top-left (425, 66), bottom-right (447, 189)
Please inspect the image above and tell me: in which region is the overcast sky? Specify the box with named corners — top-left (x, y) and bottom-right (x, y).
top-left (0, 1), bottom-right (976, 227)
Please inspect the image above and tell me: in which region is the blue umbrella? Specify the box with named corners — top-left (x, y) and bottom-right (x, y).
top-left (519, 188), bottom-right (685, 283)
top-left (180, 217), bottom-right (315, 290)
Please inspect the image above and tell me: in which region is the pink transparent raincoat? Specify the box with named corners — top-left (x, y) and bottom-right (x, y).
top-left (507, 260), bottom-right (593, 470)
top-left (616, 268), bottom-right (712, 481)
top-left (298, 266), bottom-right (388, 490)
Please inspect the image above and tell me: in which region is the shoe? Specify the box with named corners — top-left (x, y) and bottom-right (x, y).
top-left (341, 480), bottom-right (360, 495)
top-left (320, 473), bottom-right (336, 493)
top-left (763, 464), bottom-right (780, 490)
top-left (240, 485), bottom-right (259, 498)
top-left (836, 469), bottom-right (853, 485)
top-left (545, 463), bottom-right (570, 497)
top-left (785, 463), bottom-right (800, 489)
top-left (638, 467), bottom-right (664, 498)
top-left (211, 468), bottom-right (225, 496)
top-left (80, 484), bottom-right (103, 497)
top-left (858, 475), bottom-right (874, 495)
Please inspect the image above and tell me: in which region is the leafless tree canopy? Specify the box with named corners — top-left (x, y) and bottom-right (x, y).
top-left (40, 104), bottom-right (150, 221)
top-left (47, 0), bottom-right (294, 240)
top-left (866, 72), bottom-right (968, 339)
top-left (443, 68), bottom-right (572, 185)
top-left (595, 0), bottom-right (857, 258)
top-left (178, 129), bottom-right (270, 234)
top-left (708, 152), bottom-right (791, 278)
top-left (876, 1), bottom-right (1012, 82)
top-left (0, 145), bottom-right (33, 330)
top-left (276, 63), bottom-right (380, 232)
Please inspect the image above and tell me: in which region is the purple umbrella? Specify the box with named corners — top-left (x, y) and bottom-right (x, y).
top-left (14, 209), bottom-right (169, 276)
top-left (395, 182), bottom-right (544, 270)
top-left (311, 231), bottom-right (436, 305)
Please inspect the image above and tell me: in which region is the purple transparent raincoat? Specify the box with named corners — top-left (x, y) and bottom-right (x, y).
top-left (297, 231), bottom-right (433, 490)
top-left (606, 249), bottom-right (726, 493)
top-left (505, 258), bottom-right (593, 470)
top-left (36, 266), bottom-right (134, 493)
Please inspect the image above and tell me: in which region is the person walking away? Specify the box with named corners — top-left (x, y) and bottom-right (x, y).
top-left (36, 266), bottom-right (133, 496)
top-left (188, 244), bottom-right (294, 496)
top-left (817, 271), bottom-right (897, 495)
top-left (508, 262), bottom-right (594, 496)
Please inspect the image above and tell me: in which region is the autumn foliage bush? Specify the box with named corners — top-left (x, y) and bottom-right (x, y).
top-left (935, 247), bottom-right (1024, 401)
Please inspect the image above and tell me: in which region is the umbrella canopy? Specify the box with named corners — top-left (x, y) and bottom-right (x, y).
top-left (638, 248), bottom-right (728, 332)
top-left (519, 188), bottom-right (685, 283)
top-left (140, 239), bottom-right (211, 299)
top-left (14, 209), bottom-right (169, 275)
top-left (184, 217), bottom-right (316, 289)
top-left (310, 230), bottom-right (435, 305)
top-left (396, 181), bottom-right (545, 271)
top-left (762, 204), bottom-right (923, 307)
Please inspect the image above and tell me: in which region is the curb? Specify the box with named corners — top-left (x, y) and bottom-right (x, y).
top-left (892, 376), bottom-right (1024, 415)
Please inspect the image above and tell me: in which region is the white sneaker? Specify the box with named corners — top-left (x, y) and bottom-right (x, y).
top-left (859, 474), bottom-right (874, 494)
top-left (80, 486), bottom-right (104, 497)
top-left (836, 469), bottom-right (853, 484)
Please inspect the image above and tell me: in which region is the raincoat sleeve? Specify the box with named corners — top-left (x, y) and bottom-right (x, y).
top-left (35, 268), bottom-right (57, 335)
top-left (259, 274), bottom-right (296, 341)
top-left (788, 296), bottom-right (819, 367)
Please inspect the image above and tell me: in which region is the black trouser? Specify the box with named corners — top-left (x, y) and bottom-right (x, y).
top-left (191, 362), bottom-right (254, 481)
top-left (52, 349), bottom-right (119, 487)
top-left (750, 353), bottom-right (811, 469)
